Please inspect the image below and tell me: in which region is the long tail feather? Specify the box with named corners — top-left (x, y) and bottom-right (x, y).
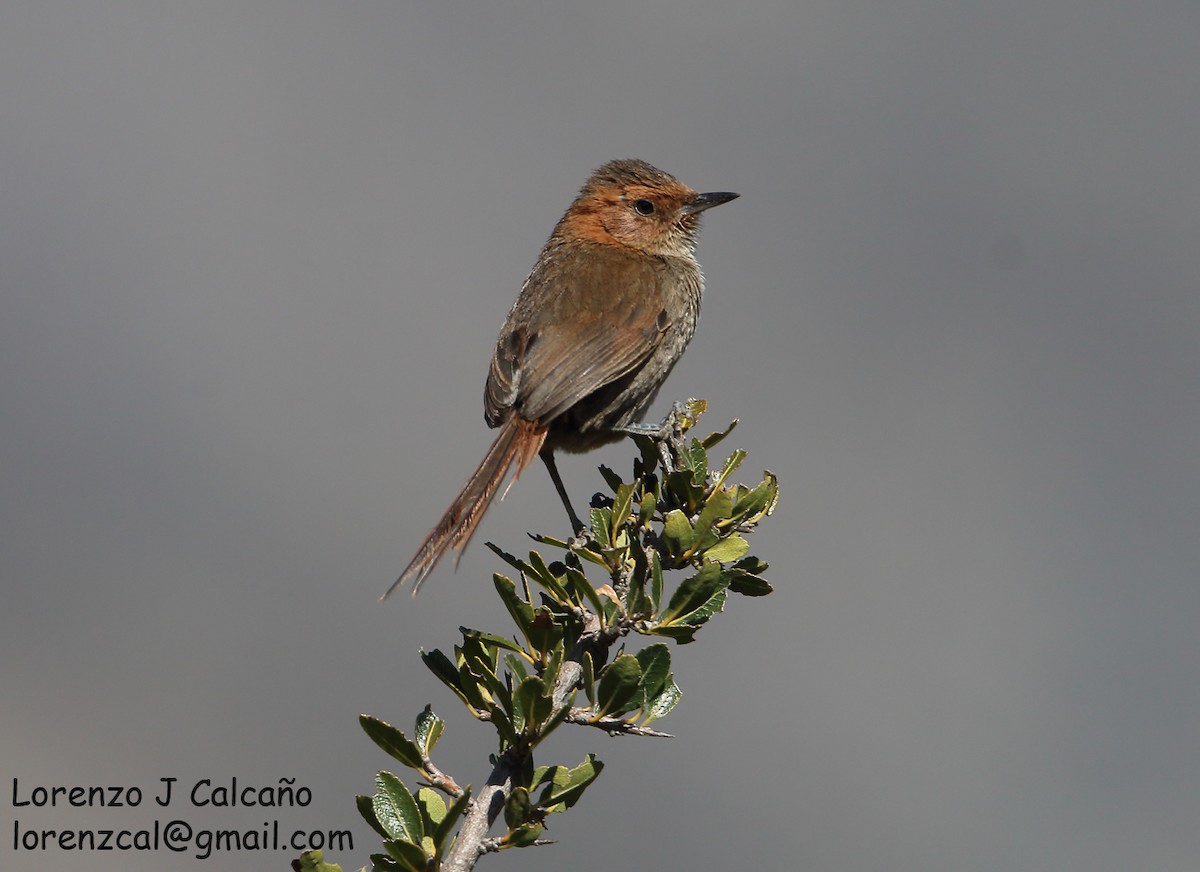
top-left (382, 419), bottom-right (547, 599)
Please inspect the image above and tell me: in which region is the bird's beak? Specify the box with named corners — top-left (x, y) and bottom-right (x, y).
top-left (684, 191), bottom-right (740, 215)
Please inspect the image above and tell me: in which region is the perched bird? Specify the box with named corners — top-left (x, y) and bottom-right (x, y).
top-left (385, 159), bottom-right (737, 598)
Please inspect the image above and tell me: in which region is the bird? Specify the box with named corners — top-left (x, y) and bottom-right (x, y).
top-left (384, 158), bottom-right (737, 598)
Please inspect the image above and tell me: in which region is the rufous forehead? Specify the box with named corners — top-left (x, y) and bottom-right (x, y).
top-left (589, 181), bottom-right (696, 207)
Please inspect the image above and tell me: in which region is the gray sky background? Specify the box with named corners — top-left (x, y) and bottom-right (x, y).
top-left (3, 3), bottom-right (1198, 871)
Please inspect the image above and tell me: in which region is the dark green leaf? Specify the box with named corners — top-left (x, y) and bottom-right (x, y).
top-left (527, 550), bottom-right (571, 602)
top-left (413, 705), bottom-right (443, 756)
top-left (502, 822), bottom-right (544, 848)
top-left (665, 469), bottom-right (705, 513)
top-left (728, 569), bottom-right (773, 596)
top-left (647, 624), bottom-right (699, 644)
top-left (459, 627), bottom-right (524, 655)
top-left (483, 541), bottom-right (528, 575)
top-left (356, 793), bottom-right (390, 839)
top-left (659, 562), bottom-right (730, 625)
top-left (372, 772), bottom-right (423, 843)
top-left (598, 464), bottom-right (624, 492)
top-left (382, 837), bottom-right (428, 872)
top-left (538, 753), bottom-right (604, 811)
top-left (490, 703), bottom-right (517, 745)
top-left (494, 573), bottom-right (535, 640)
top-left (565, 563), bottom-right (604, 616)
top-left (635, 644), bottom-right (671, 708)
top-left (538, 696), bottom-right (572, 742)
top-left (504, 652), bottom-right (529, 683)
top-left (595, 653), bottom-right (642, 717)
top-left (504, 785), bottom-right (534, 829)
top-left (525, 606), bottom-right (563, 658)
top-left (694, 489), bottom-right (734, 545)
top-left (420, 648), bottom-right (472, 709)
top-left (515, 675), bottom-right (553, 733)
top-left (359, 716), bottom-right (423, 771)
top-left (650, 550), bottom-right (664, 611)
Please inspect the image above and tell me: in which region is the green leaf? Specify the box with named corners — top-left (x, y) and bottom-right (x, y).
top-left (590, 507), bottom-right (611, 547)
top-left (728, 569), bottom-right (773, 596)
top-left (581, 650), bottom-right (596, 705)
top-left (665, 469), bottom-right (705, 514)
top-left (643, 676), bottom-right (682, 723)
top-left (598, 464), bottom-right (624, 492)
top-left (564, 563), bottom-right (604, 617)
top-left (659, 562), bottom-right (729, 626)
top-left (494, 573), bottom-right (535, 641)
top-left (703, 533), bottom-right (750, 563)
top-left (515, 675), bottom-right (553, 733)
top-left (662, 509), bottom-right (693, 560)
top-left (711, 447), bottom-right (747, 490)
top-left (728, 472), bottom-right (779, 526)
top-left (356, 793), bottom-right (390, 839)
top-left (525, 606), bottom-right (563, 658)
top-left (595, 653), bottom-right (642, 717)
top-left (431, 789), bottom-right (470, 857)
top-left (367, 852), bottom-right (402, 872)
top-left (413, 705), bottom-right (443, 756)
top-left (502, 821), bottom-right (544, 848)
top-left (420, 648), bottom-right (472, 709)
top-left (359, 716), bottom-right (423, 771)
top-left (372, 772), bottom-right (423, 844)
top-left (459, 627), bottom-right (524, 655)
top-left (504, 785), bottom-right (534, 829)
top-left (416, 786), bottom-right (445, 828)
top-left (611, 482), bottom-right (635, 537)
top-left (700, 417), bottom-right (739, 450)
top-left (538, 754), bottom-right (604, 811)
top-left (382, 837), bottom-right (428, 872)
top-left (526, 550), bottom-right (571, 602)
top-left (505, 652), bottom-right (530, 682)
top-left (483, 541), bottom-right (530, 575)
top-left (650, 550), bottom-right (664, 611)
top-left (634, 643), bottom-right (672, 708)
top-left (490, 703), bottom-right (517, 746)
top-left (540, 643), bottom-right (564, 695)
top-left (688, 437), bottom-right (708, 481)
top-left (638, 493), bottom-right (658, 530)
top-left (646, 624), bottom-right (699, 644)
top-left (456, 659), bottom-right (491, 712)
top-left (414, 790), bottom-right (444, 857)
top-left (293, 849), bottom-right (343, 872)
top-left (537, 695), bottom-right (572, 742)
top-left (694, 488), bottom-right (734, 546)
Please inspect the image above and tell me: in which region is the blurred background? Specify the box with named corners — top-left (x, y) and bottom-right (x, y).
top-left (3, 2), bottom-right (1198, 871)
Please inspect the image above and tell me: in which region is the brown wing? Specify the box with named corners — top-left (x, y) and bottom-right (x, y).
top-left (486, 245), bottom-right (668, 426)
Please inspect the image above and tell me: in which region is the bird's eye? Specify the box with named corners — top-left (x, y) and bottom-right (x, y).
top-left (633, 199), bottom-right (655, 216)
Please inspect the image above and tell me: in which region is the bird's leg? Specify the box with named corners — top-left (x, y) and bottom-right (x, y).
top-left (539, 448), bottom-right (587, 536)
